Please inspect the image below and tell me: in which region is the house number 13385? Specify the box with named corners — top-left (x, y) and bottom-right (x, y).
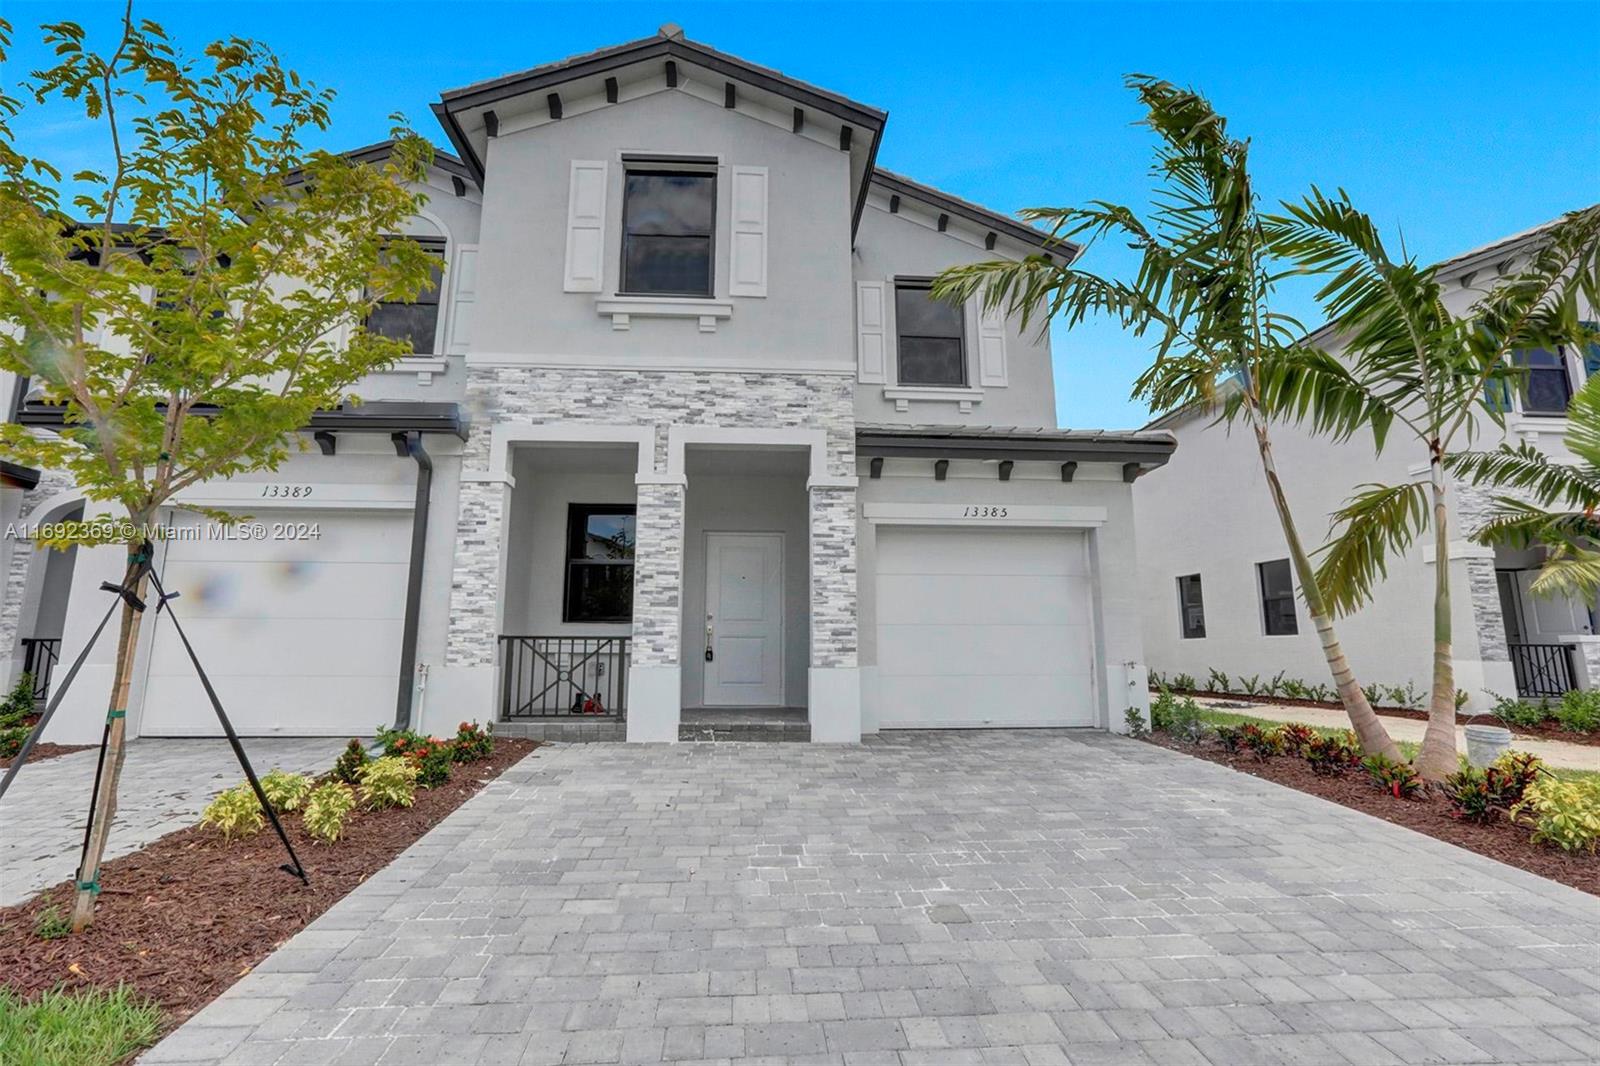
top-left (962, 506), bottom-right (1008, 518)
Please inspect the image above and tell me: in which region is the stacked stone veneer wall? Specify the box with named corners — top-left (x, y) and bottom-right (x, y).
top-left (1454, 482), bottom-right (1512, 665)
top-left (445, 365), bottom-right (858, 673)
top-left (0, 468), bottom-right (82, 673)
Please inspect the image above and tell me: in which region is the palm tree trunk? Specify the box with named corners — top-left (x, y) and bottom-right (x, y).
top-left (69, 556), bottom-right (148, 931)
top-left (1415, 453), bottom-right (1459, 780)
top-left (1249, 415), bottom-right (1402, 760)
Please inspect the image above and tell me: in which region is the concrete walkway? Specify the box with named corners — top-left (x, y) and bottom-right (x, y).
top-left (0, 737), bottom-right (347, 906)
top-left (143, 732), bottom-right (1600, 1065)
top-left (1193, 697), bottom-right (1600, 772)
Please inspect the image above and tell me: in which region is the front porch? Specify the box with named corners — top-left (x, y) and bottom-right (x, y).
top-left (1493, 543), bottom-right (1600, 698)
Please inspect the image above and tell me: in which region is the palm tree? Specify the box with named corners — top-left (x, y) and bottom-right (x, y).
top-left (932, 75), bottom-right (1402, 760)
top-left (1263, 197), bottom-right (1600, 779)
top-left (1452, 371), bottom-right (1600, 599)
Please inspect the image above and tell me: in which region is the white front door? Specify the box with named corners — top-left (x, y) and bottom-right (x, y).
top-left (702, 532), bottom-right (784, 706)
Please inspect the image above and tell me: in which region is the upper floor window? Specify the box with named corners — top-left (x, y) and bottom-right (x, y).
top-left (895, 281), bottom-right (966, 386)
top-left (1177, 574), bottom-right (1206, 639)
top-left (1258, 558), bottom-right (1298, 636)
top-left (621, 170), bottom-right (715, 297)
top-left (1516, 346), bottom-right (1575, 415)
top-left (366, 238), bottom-right (445, 355)
top-left (564, 504), bottom-right (636, 623)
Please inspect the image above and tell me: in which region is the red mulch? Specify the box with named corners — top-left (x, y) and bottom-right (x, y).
top-left (0, 738), bottom-right (539, 1033)
top-left (0, 741), bottom-right (95, 769)
top-left (1145, 734), bottom-right (1598, 896)
top-left (1165, 688), bottom-right (1600, 748)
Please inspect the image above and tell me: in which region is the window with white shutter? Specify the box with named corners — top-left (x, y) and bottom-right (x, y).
top-left (728, 165), bottom-right (768, 297)
top-left (856, 281), bottom-right (887, 384)
top-left (976, 299), bottom-right (1008, 387)
top-left (563, 160), bottom-right (608, 292)
top-left (446, 244), bottom-right (478, 355)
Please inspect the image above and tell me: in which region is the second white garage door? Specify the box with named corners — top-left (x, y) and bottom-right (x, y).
top-left (139, 510), bottom-right (411, 737)
top-left (875, 526), bottom-right (1098, 728)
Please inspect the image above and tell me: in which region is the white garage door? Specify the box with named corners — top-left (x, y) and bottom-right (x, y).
top-left (875, 526), bottom-right (1097, 728)
top-left (139, 511), bottom-right (411, 736)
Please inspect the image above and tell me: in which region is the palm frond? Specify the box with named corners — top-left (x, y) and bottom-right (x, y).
top-left (1472, 499), bottom-right (1600, 551)
top-left (1247, 346), bottom-right (1397, 446)
top-left (1527, 547), bottom-right (1600, 602)
top-left (1314, 481), bottom-right (1431, 617)
top-left (1447, 441), bottom-right (1600, 511)
top-left (1561, 369), bottom-right (1600, 470)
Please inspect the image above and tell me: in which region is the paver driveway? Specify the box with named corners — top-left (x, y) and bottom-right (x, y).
top-left (143, 732), bottom-right (1600, 1065)
top-left (1, 737), bottom-right (347, 906)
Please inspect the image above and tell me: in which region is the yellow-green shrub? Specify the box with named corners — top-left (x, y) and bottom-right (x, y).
top-left (259, 769), bottom-right (312, 812)
top-left (1511, 776), bottom-right (1600, 853)
top-left (302, 782), bottom-right (357, 842)
top-left (358, 755), bottom-right (418, 810)
top-left (200, 785), bottom-right (264, 839)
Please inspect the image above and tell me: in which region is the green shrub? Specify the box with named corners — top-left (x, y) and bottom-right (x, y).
top-left (1360, 682), bottom-right (1384, 708)
top-left (1488, 692), bottom-right (1548, 729)
top-left (1237, 673), bottom-right (1263, 697)
top-left (1361, 754), bottom-right (1422, 799)
top-left (1552, 689), bottom-right (1600, 733)
top-left (303, 781), bottom-right (358, 843)
top-left (1123, 706), bottom-right (1148, 738)
top-left (1146, 670), bottom-right (1166, 689)
top-left (1170, 672), bottom-right (1196, 692)
top-left (451, 720), bottom-right (495, 763)
top-left (1263, 671), bottom-right (1287, 698)
top-left (1238, 722), bottom-right (1281, 760)
top-left (0, 725), bottom-right (25, 759)
top-left (411, 739), bottom-right (454, 789)
top-left (1277, 722), bottom-right (1317, 757)
top-left (1205, 668), bottom-right (1230, 694)
top-left (200, 785), bottom-right (265, 839)
top-left (259, 770), bottom-right (312, 812)
top-left (1162, 695), bottom-right (1205, 744)
top-left (1305, 682), bottom-right (1334, 703)
top-left (1304, 731), bottom-right (1362, 775)
top-left (1454, 688), bottom-right (1471, 711)
top-left (34, 905), bottom-right (70, 940)
top-left (1213, 724), bottom-right (1243, 754)
top-left (332, 738), bottom-right (369, 784)
top-left (1511, 776), bottom-right (1600, 853)
top-left (1387, 683), bottom-right (1424, 710)
top-left (374, 725), bottom-right (428, 758)
top-left (1443, 765), bottom-right (1499, 823)
top-left (0, 674), bottom-right (34, 728)
top-left (358, 756), bottom-right (418, 809)
top-left (1280, 678), bottom-right (1309, 700)
top-left (0, 985), bottom-right (161, 1066)
top-left (1149, 687), bottom-right (1175, 732)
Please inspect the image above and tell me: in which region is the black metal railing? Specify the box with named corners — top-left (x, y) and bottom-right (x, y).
top-left (499, 636), bottom-right (629, 719)
top-left (1508, 642), bottom-right (1577, 699)
top-left (19, 637), bottom-right (60, 702)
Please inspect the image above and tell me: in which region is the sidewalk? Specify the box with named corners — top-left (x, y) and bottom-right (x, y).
top-left (1193, 697), bottom-right (1600, 772)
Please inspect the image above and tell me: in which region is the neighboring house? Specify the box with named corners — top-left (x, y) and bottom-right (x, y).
top-left (3, 26), bottom-right (1173, 745)
top-left (1135, 218), bottom-right (1600, 711)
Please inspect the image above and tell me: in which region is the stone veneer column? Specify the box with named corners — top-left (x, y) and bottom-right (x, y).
top-left (627, 480), bottom-right (685, 741)
top-left (444, 476), bottom-right (510, 668)
top-left (808, 483), bottom-right (861, 741)
top-left (0, 469), bottom-right (81, 683)
top-left (1453, 483), bottom-right (1517, 708)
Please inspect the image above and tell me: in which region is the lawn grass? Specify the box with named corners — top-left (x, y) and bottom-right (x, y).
top-left (0, 985), bottom-right (161, 1066)
top-left (1191, 708), bottom-right (1600, 785)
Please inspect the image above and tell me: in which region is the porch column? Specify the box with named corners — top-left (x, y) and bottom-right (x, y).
top-left (437, 473), bottom-right (510, 725)
top-left (808, 483), bottom-right (861, 741)
top-left (1454, 483), bottom-right (1517, 708)
top-left (628, 479), bottom-right (685, 741)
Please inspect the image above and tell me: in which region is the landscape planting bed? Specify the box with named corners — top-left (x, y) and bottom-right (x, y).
top-left (0, 738), bottom-right (538, 1037)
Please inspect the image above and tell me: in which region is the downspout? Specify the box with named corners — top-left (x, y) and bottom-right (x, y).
top-left (391, 431), bottom-right (432, 732)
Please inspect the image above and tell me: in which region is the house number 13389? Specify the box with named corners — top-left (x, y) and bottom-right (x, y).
top-left (260, 484), bottom-right (313, 498)
top-left (962, 506), bottom-right (1008, 518)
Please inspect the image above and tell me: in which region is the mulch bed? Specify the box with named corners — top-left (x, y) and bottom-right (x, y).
top-left (0, 741), bottom-right (96, 769)
top-left (1168, 688), bottom-right (1600, 748)
top-left (0, 738), bottom-right (539, 1035)
top-left (1146, 733), bottom-right (1598, 897)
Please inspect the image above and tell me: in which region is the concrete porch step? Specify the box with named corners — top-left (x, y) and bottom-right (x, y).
top-left (679, 707), bottom-right (809, 743)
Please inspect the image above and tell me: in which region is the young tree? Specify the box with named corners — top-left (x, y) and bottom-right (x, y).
top-left (933, 76), bottom-right (1402, 760)
top-left (0, 6), bottom-right (436, 929)
top-left (1263, 196), bottom-right (1600, 779)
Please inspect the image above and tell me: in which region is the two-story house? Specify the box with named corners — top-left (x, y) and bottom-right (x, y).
top-left (1135, 217), bottom-right (1600, 711)
top-left (4, 27), bottom-right (1173, 745)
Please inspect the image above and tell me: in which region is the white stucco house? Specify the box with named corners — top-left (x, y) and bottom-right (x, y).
top-left (1135, 218), bottom-right (1600, 712)
top-left (2, 27), bottom-right (1173, 745)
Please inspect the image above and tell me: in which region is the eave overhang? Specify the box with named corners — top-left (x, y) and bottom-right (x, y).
top-left (856, 425), bottom-right (1177, 467)
top-left (17, 400), bottom-right (468, 441)
top-left (869, 170), bottom-right (1084, 263)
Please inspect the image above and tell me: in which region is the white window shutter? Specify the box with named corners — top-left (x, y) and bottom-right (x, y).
top-left (563, 160), bottom-right (608, 293)
top-left (728, 165), bottom-right (768, 297)
top-left (976, 297), bottom-right (1008, 387)
top-left (856, 281), bottom-right (887, 384)
top-left (446, 244), bottom-right (479, 354)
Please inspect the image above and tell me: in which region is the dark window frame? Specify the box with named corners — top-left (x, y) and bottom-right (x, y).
top-left (894, 279), bottom-right (968, 387)
top-left (364, 236), bottom-right (446, 356)
top-left (1257, 558), bottom-right (1299, 636)
top-left (562, 504), bottom-right (637, 624)
top-left (1177, 573), bottom-right (1206, 639)
top-left (1515, 345), bottom-right (1576, 416)
top-left (619, 168), bottom-right (717, 298)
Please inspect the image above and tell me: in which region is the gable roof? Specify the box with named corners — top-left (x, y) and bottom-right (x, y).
top-left (870, 169), bottom-right (1082, 262)
top-left (430, 26), bottom-right (886, 236)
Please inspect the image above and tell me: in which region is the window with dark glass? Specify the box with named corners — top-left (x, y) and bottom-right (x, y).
top-left (1516, 347), bottom-right (1574, 414)
top-left (563, 505), bottom-right (636, 623)
top-left (1177, 574), bottom-right (1206, 639)
top-left (365, 238), bottom-right (445, 355)
top-left (895, 281), bottom-right (966, 386)
top-left (620, 170), bottom-right (715, 296)
top-left (1258, 559), bottom-right (1298, 636)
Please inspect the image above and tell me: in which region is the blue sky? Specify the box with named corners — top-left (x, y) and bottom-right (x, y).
top-left (6, 1), bottom-right (1598, 428)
